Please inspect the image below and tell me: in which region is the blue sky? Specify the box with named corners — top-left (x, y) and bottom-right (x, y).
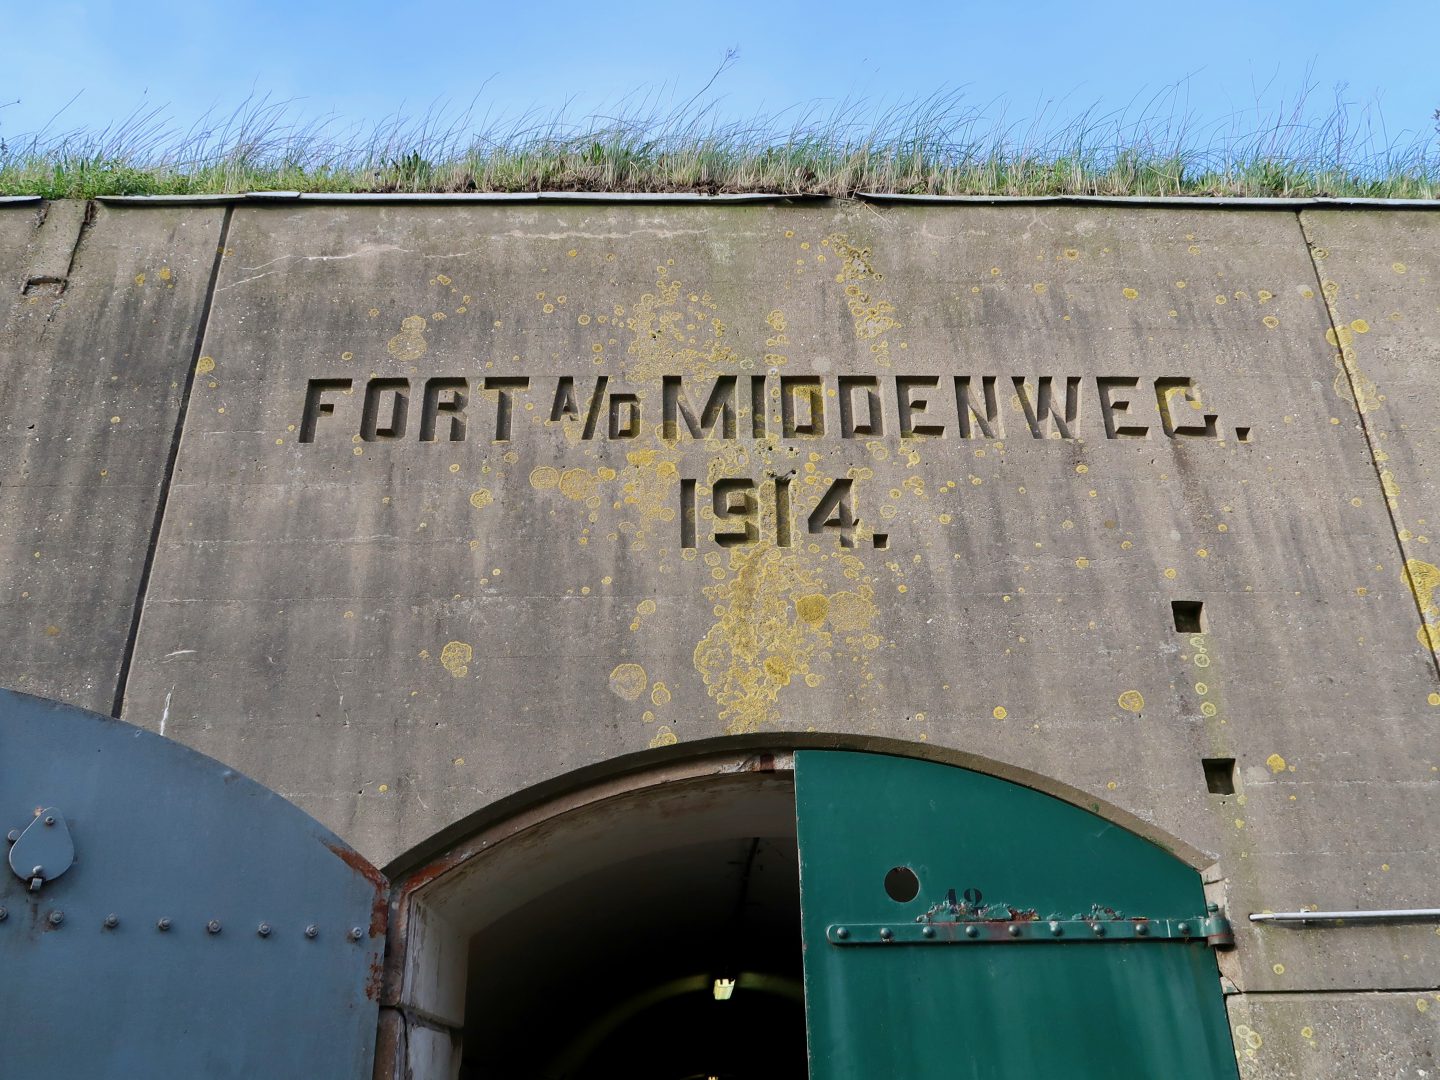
top-left (3, 1), bottom-right (1436, 153)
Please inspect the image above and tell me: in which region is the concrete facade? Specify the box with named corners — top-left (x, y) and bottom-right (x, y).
top-left (2, 196), bottom-right (1437, 1076)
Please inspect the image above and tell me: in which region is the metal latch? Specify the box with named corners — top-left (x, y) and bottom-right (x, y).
top-left (7, 807), bottom-right (76, 891)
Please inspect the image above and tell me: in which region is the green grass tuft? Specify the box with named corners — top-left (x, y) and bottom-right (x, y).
top-left (2, 84), bottom-right (1437, 199)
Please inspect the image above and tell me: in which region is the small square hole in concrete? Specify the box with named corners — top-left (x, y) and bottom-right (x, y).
top-left (1203, 758), bottom-right (1236, 795)
top-left (1172, 600), bottom-right (1205, 633)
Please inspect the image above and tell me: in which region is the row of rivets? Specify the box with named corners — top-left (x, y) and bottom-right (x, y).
top-left (0, 910), bottom-right (362, 939)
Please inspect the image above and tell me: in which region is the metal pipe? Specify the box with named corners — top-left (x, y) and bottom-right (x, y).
top-left (1249, 909), bottom-right (1440, 925)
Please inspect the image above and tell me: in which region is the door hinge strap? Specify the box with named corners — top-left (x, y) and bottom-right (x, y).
top-left (828, 913), bottom-right (1231, 947)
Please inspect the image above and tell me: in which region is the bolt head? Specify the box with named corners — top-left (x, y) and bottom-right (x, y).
top-left (257, 923), bottom-right (272, 937)
top-left (103, 914), bottom-right (119, 929)
top-left (878, 927), bottom-right (893, 941)
top-left (6, 829), bottom-right (19, 843)
top-left (206, 920), bottom-right (222, 935)
top-left (48, 910), bottom-right (64, 926)
top-left (157, 917), bottom-right (171, 932)
top-left (30, 865), bottom-right (43, 878)
top-left (964, 925), bottom-right (979, 938)
top-left (1177, 922), bottom-right (1190, 935)
top-left (0, 906), bottom-right (7, 921)
top-left (922, 925), bottom-right (936, 938)
top-left (1135, 922), bottom-right (1149, 936)
top-left (43, 816), bottom-right (55, 826)
top-left (305, 924), bottom-right (319, 939)
top-left (834, 926), bottom-right (849, 940)
top-left (348, 927), bottom-right (364, 941)
top-left (1007, 924), bottom-right (1022, 937)
top-left (1091, 923), bottom-right (1106, 936)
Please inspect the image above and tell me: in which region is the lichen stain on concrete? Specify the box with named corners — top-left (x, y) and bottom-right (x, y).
top-left (1117, 689), bottom-right (1145, 713)
top-left (1403, 558), bottom-right (1440, 649)
top-left (439, 640), bottom-right (472, 678)
top-left (514, 234), bottom-right (905, 738)
top-left (468, 489), bottom-right (493, 509)
top-left (609, 662), bottom-right (648, 701)
top-left (1266, 753), bottom-right (1288, 774)
top-left (648, 724), bottom-right (678, 748)
top-left (387, 315), bottom-right (428, 360)
top-left (1325, 320), bottom-right (1382, 414)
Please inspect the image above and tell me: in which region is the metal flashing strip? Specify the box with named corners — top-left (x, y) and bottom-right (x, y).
top-left (856, 191), bottom-right (1440, 210)
top-left (0, 196), bottom-right (42, 205)
top-left (827, 914), bottom-right (1229, 945)
top-left (98, 190), bottom-right (828, 206)
top-left (76, 190), bottom-right (1440, 209)
top-left (1249, 908), bottom-right (1440, 925)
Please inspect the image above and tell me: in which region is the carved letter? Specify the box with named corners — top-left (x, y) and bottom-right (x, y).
top-left (361, 378), bottom-right (409, 441)
top-left (895, 376), bottom-right (945, 438)
top-left (1155, 378), bottom-right (1219, 439)
top-left (420, 377), bottom-right (468, 442)
top-left (1096, 377), bottom-right (1148, 439)
top-left (663, 376), bottom-right (737, 441)
top-left (839, 376), bottom-right (884, 438)
top-left (781, 376), bottom-right (825, 438)
top-left (484, 377), bottom-right (530, 442)
top-left (299, 379), bottom-right (351, 443)
top-left (1013, 376), bottom-right (1081, 439)
top-left (955, 376), bottom-right (1002, 439)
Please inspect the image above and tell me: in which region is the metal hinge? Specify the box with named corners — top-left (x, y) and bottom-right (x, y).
top-left (828, 904), bottom-right (1233, 948)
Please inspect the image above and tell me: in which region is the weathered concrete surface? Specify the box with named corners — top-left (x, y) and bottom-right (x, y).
top-left (3, 199), bottom-right (1439, 1077)
top-left (0, 204), bottom-right (224, 712)
top-left (1227, 990), bottom-right (1439, 1077)
top-left (1300, 210), bottom-right (1440, 674)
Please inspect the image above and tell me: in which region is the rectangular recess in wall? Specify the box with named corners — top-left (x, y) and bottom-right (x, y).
top-left (1172, 600), bottom-right (1205, 633)
top-left (1202, 758), bottom-right (1236, 795)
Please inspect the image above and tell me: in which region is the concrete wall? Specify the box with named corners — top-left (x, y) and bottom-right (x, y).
top-left (2, 195), bottom-right (1437, 1076)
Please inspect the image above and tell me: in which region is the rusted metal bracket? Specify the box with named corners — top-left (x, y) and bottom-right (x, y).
top-left (828, 912), bottom-right (1231, 947)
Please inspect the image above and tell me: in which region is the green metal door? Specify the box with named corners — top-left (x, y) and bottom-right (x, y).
top-left (796, 751), bottom-right (1239, 1079)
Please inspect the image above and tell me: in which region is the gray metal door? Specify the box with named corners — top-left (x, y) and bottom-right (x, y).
top-left (0, 689), bottom-right (387, 1080)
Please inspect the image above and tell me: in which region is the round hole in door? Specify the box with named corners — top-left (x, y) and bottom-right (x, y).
top-left (883, 865), bottom-right (920, 903)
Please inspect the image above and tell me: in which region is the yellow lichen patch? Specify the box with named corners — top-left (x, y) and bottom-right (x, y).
top-left (195, 356), bottom-right (215, 375)
top-left (1266, 753), bottom-right (1288, 774)
top-left (609, 663), bottom-right (648, 701)
top-left (1122, 287), bottom-right (1138, 300)
top-left (692, 542), bottom-right (881, 735)
top-left (1392, 262), bottom-right (1407, 274)
top-left (529, 466), bottom-right (560, 490)
top-left (828, 234), bottom-right (901, 346)
top-left (1118, 690), bottom-right (1145, 713)
top-left (795, 593), bottom-right (830, 626)
top-left (387, 315), bottom-right (428, 360)
top-left (440, 640), bottom-right (472, 679)
top-left (992, 706), bottom-right (1008, 720)
top-left (468, 489), bottom-right (493, 509)
top-left (651, 682), bottom-right (671, 707)
top-left (1404, 559), bottom-right (1440, 650)
top-left (559, 468), bottom-right (597, 501)
top-left (1262, 315), bottom-right (1279, 329)
top-left (648, 725), bottom-right (678, 748)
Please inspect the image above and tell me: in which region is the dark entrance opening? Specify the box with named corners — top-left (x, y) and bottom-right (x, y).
top-left (405, 769), bottom-right (805, 1080)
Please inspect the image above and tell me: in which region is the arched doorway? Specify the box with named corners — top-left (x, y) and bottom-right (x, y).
top-left (378, 745), bottom-right (1239, 1080)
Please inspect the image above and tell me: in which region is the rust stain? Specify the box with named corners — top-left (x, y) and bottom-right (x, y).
top-left (324, 839), bottom-right (389, 939)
